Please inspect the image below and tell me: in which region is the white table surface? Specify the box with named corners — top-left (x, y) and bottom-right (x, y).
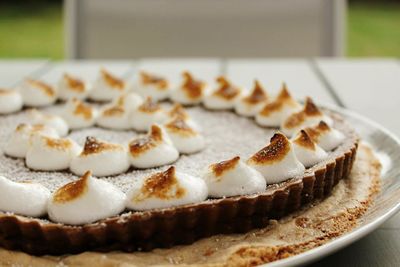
top-left (0, 58), bottom-right (399, 266)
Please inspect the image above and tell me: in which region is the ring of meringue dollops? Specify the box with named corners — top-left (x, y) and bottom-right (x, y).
top-left (0, 69), bottom-right (346, 225)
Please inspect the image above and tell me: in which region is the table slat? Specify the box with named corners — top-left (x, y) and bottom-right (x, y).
top-left (316, 59), bottom-right (400, 136)
top-left (226, 59), bottom-right (336, 105)
top-left (0, 60), bottom-right (48, 88)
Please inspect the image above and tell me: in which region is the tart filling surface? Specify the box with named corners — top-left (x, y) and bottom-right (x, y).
top-left (0, 70), bottom-right (359, 256)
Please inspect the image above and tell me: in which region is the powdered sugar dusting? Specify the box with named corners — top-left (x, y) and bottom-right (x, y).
top-left (0, 104), bottom-right (274, 193)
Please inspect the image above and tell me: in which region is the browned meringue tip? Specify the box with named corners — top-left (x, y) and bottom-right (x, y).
top-left (16, 123), bottom-right (47, 132)
top-left (81, 136), bottom-right (120, 156)
top-left (304, 120), bottom-right (331, 142)
top-left (53, 171), bottom-right (91, 204)
top-left (181, 71), bottom-right (204, 99)
top-left (129, 125), bottom-right (163, 156)
top-left (133, 166), bottom-right (186, 202)
top-left (63, 73), bottom-right (85, 92)
top-left (0, 88), bottom-right (14, 94)
top-left (248, 132), bottom-right (290, 164)
top-left (303, 97), bottom-right (322, 116)
top-left (243, 80), bottom-right (268, 104)
top-left (150, 124), bottom-right (163, 140)
top-left (210, 156), bottom-right (240, 177)
top-left (45, 137), bottom-right (73, 150)
top-left (168, 103), bottom-right (190, 119)
top-left (25, 78), bottom-right (55, 97)
top-left (277, 82), bottom-right (292, 100)
top-left (283, 97), bottom-right (322, 129)
top-left (15, 123), bottom-right (29, 131)
top-left (214, 76), bottom-right (240, 100)
top-left (165, 117), bottom-right (196, 136)
top-left (100, 68), bottom-right (124, 90)
top-left (102, 105), bottom-right (125, 117)
top-left (138, 97), bottom-right (161, 113)
top-left (293, 130), bottom-right (316, 150)
top-left (73, 100), bottom-right (93, 119)
top-left (140, 71), bottom-right (168, 89)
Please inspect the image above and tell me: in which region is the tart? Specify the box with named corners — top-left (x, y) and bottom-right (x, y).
top-left (0, 70), bottom-right (359, 257)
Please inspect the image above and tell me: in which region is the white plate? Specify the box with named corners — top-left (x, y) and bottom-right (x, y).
top-left (261, 106), bottom-right (400, 266)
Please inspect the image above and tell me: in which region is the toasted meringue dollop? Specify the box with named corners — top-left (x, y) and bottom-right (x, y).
top-left (70, 137), bottom-right (130, 177)
top-left (247, 133), bottom-right (305, 184)
top-left (255, 84), bottom-right (301, 127)
top-left (203, 76), bottom-right (241, 110)
top-left (4, 123), bottom-right (59, 158)
top-left (167, 103), bottom-right (200, 131)
top-left (126, 166), bottom-right (207, 210)
top-left (235, 80), bottom-right (268, 117)
top-left (97, 92), bottom-right (143, 129)
top-left (0, 88), bottom-right (23, 114)
top-left (58, 73), bottom-right (91, 101)
top-left (0, 176), bottom-right (50, 217)
top-left (130, 97), bottom-right (167, 131)
top-left (26, 135), bottom-right (81, 171)
top-left (97, 103), bottom-right (132, 130)
top-left (282, 97), bottom-right (333, 136)
top-left (170, 72), bottom-right (207, 105)
top-left (89, 68), bottom-right (127, 101)
top-left (164, 117), bottom-right (205, 154)
top-left (129, 124), bottom-right (179, 168)
top-left (292, 130), bottom-right (328, 167)
top-left (305, 121), bottom-right (346, 151)
top-left (18, 79), bottom-right (57, 107)
top-left (134, 71), bottom-right (170, 101)
top-left (29, 109), bottom-right (69, 136)
top-left (48, 171), bottom-right (126, 225)
top-left (203, 156), bottom-right (266, 197)
top-left (112, 92), bottom-right (144, 111)
top-left (62, 99), bottom-right (98, 129)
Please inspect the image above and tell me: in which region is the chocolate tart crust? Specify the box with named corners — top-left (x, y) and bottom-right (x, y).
top-left (0, 114), bottom-right (358, 256)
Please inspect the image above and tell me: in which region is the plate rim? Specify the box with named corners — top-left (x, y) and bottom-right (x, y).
top-left (260, 105), bottom-right (400, 267)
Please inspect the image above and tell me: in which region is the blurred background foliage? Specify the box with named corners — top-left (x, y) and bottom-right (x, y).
top-left (0, 0), bottom-right (399, 59)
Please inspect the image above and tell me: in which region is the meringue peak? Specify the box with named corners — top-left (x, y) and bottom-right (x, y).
top-left (53, 171), bottom-right (91, 204)
top-left (81, 136), bottom-right (122, 156)
top-left (26, 79), bottom-right (55, 97)
top-left (129, 124), bottom-right (164, 156)
top-left (248, 133), bottom-right (290, 164)
top-left (211, 156), bottom-right (240, 177)
top-left (0, 88), bottom-right (14, 95)
top-left (259, 84), bottom-right (298, 116)
top-left (244, 80), bottom-right (268, 104)
top-left (292, 130), bottom-right (316, 151)
top-left (138, 97), bottom-right (162, 113)
top-left (132, 167), bottom-right (186, 202)
top-left (71, 99), bottom-right (93, 120)
top-left (181, 71), bottom-right (205, 99)
top-left (140, 71), bottom-right (168, 90)
top-left (168, 103), bottom-right (190, 120)
top-left (283, 97), bottom-right (323, 130)
top-left (44, 136), bottom-right (74, 150)
top-left (102, 105), bottom-right (125, 117)
top-left (165, 117), bottom-right (196, 136)
top-left (63, 73), bottom-right (85, 92)
top-left (213, 76), bottom-right (240, 100)
top-left (100, 68), bottom-right (124, 90)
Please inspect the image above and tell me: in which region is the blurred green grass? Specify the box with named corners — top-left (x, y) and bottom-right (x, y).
top-left (348, 3), bottom-right (400, 57)
top-left (0, 4), bottom-right (63, 59)
top-left (0, 3), bottom-right (399, 59)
